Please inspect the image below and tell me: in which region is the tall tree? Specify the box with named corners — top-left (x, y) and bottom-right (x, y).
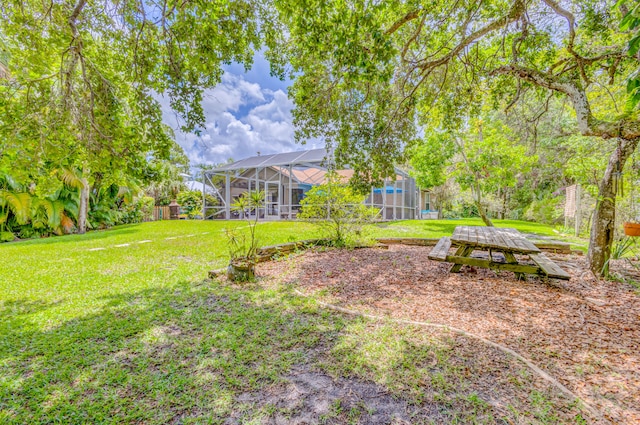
top-left (411, 116), bottom-right (536, 225)
top-left (276, 0), bottom-right (639, 276)
top-left (0, 0), bottom-right (276, 232)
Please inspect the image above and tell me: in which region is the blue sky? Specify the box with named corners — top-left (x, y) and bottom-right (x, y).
top-left (160, 53), bottom-right (323, 170)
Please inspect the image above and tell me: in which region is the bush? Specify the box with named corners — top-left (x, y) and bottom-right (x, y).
top-left (524, 197), bottom-right (561, 224)
top-left (298, 172), bottom-right (379, 247)
top-left (177, 190), bottom-right (203, 218)
top-left (119, 196), bottom-right (155, 224)
top-left (443, 201), bottom-right (479, 219)
top-left (0, 231), bottom-right (14, 242)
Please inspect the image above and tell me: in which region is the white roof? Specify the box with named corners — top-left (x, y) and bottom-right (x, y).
top-left (184, 180), bottom-right (215, 195)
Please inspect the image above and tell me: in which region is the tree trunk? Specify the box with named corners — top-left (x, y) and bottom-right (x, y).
top-left (77, 168), bottom-right (90, 234)
top-left (501, 188), bottom-right (508, 219)
top-left (587, 138), bottom-right (639, 276)
top-left (472, 184), bottom-right (494, 227)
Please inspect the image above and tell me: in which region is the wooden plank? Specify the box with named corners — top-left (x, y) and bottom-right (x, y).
top-left (445, 255), bottom-right (542, 275)
top-left (451, 226), bottom-right (539, 254)
top-left (494, 227), bottom-right (539, 252)
top-left (533, 242), bottom-right (571, 254)
top-left (450, 245), bottom-right (473, 272)
top-left (529, 253), bottom-right (571, 280)
top-left (474, 226), bottom-right (482, 245)
top-left (497, 228), bottom-right (522, 251)
top-left (485, 226), bottom-right (501, 248)
top-left (451, 226), bottom-right (465, 242)
top-left (489, 226), bottom-right (507, 249)
top-left (503, 251), bottom-right (525, 280)
top-left (428, 237), bottom-right (452, 261)
top-left (376, 238), bottom-right (440, 246)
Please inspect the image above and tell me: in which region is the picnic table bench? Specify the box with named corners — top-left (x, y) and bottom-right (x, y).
top-left (428, 226), bottom-right (570, 280)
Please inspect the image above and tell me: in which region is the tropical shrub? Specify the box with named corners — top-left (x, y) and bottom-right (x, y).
top-left (299, 172), bottom-right (379, 247)
top-left (177, 190), bottom-right (203, 218)
top-left (120, 196), bottom-right (155, 224)
top-left (524, 197), bottom-right (562, 224)
top-left (0, 171), bottom-right (79, 240)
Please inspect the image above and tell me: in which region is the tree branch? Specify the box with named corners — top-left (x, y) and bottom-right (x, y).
top-left (417, 0), bottom-right (525, 71)
top-left (492, 64), bottom-right (640, 141)
top-left (385, 10), bottom-right (420, 35)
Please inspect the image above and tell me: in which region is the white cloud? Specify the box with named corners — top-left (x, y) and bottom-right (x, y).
top-left (160, 71), bottom-right (318, 168)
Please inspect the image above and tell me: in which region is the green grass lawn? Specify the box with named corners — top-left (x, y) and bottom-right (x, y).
top-left (0, 219), bottom-right (591, 423)
top-left (370, 218), bottom-right (587, 248)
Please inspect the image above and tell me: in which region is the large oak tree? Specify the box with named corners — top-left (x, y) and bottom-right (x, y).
top-left (276, 0), bottom-right (639, 276)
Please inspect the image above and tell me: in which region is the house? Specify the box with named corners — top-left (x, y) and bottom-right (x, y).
top-left (203, 148), bottom-right (431, 220)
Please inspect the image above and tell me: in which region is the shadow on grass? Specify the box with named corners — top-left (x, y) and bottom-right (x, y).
top-left (0, 280), bottom-right (358, 423)
top-left (0, 276), bottom-right (591, 424)
top-left (3, 225), bottom-right (143, 247)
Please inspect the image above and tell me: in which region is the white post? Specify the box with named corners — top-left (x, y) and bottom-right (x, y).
top-left (393, 178), bottom-right (398, 220)
top-left (401, 178), bottom-right (406, 219)
top-left (370, 186), bottom-right (375, 217)
top-left (382, 179), bottom-right (387, 220)
top-left (278, 167), bottom-right (282, 219)
top-left (288, 164), bottom-right (293, 219)
top-left (201, 170), bottom-right (206, 220)
top-left (225, 172), bottom-right (231, 219)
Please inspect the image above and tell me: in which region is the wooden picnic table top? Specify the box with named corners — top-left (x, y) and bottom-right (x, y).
top-left (451, 226), bottom-right (541, 254)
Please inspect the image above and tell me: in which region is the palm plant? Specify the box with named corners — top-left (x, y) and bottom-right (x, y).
top-left (0, 171), bottom-right (30, 240)
top-left (0, 168), bottom-right (84, 239)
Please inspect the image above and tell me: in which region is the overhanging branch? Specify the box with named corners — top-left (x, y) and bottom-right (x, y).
top-left (417, 0), bottom-right (525, 71)
top-left (385, 10), bottom-right (420, 35)
top-left (492, 65), bottom-right (640, 140)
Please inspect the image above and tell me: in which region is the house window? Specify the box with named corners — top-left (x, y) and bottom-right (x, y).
top-left (292, 189), bottom-right (304, 210)
top-left (424, 192), bottom-right (431, 211)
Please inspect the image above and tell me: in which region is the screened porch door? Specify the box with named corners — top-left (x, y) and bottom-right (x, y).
top-left (265, 182), bottom-right (280, 219)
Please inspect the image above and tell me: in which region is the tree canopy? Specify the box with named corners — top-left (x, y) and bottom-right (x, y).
top-left (0, 0), bottom-right (279, 235)
top-left (275, 0), bottom-right (640, 275)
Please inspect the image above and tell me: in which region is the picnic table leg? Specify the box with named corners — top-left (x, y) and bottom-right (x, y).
top-left (450, 245), bottom-right (473, 273)
top-left (503, 252), bottom-right (525, 280)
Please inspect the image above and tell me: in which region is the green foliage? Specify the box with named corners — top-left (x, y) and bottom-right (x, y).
top-left (409, 133), bottom-right (456, 189)
top-left (119, 196), bottom-right (156, 224)
top-left (563, 136), bottom-right (615, 197)
top-left (177, 190), bottom-right (203, 218)
top-left (0, 170), bottom-right (79, 238)
top-left (524, 197), bottom-right (562, 225)
top-left (445, 202), bottom-right (480, 219)
top-left (619, 0), bottom-right (640, 109)
top-left (0, 0), bottom-right (274, 237)
top-left (453, 118), bottom-right (537, 195)
top-left (299, 172), bottom-right (379, 247)
top-left (226, 190), bottom-right (265, 271)
top-left (611, 237), bottom-right (636, 259)
top-left (411, 116), bottom-right (536, 223)
top-left (0, 231), bottom-right (14, 242)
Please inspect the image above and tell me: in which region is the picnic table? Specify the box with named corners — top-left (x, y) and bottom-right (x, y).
top-left (428, 226), bottom-right (570, 280)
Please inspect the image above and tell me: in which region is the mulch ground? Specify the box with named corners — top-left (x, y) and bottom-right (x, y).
top-left (258, 245), bottom-right (640, 424)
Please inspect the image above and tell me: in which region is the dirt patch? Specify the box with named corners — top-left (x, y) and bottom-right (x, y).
top-left (258, 245), bottom-right (640, 424)
top-left (227, 364), bottom-right (433, 424)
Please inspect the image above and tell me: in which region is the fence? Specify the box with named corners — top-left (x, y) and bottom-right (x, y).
top-left (152, 206), bottom-right (171, 221)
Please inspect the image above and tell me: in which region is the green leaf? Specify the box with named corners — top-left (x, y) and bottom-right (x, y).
top-left (629, 36), bottom-right (640, 56)
top-left (0, 191), bottom-right (32, 225)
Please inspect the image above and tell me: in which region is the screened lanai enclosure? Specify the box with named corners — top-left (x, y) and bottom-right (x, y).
top-left (202, 148), bottom-right (419, 220)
